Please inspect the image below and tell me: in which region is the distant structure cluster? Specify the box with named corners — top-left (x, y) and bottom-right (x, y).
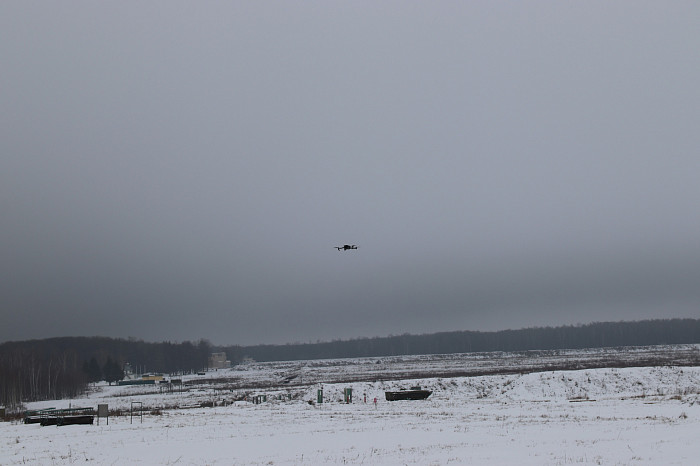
top-left (208, 352), bottom-right (232, 369)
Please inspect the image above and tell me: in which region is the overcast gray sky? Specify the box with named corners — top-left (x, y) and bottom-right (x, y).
top-left (1, 1), bottom-right (699, 346)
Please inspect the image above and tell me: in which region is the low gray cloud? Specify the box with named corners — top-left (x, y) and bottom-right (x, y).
top-left (1, 2), bottom-right (699, 345)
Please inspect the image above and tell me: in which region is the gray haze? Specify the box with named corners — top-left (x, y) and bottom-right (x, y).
top-left (1, 2), bottom-right (699, 345)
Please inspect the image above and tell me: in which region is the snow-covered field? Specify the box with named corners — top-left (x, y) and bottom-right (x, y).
top-left (3, 347), bottom-right (700, 465)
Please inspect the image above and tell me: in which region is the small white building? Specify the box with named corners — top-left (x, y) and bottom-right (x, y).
top-left (208, 352), bottom-right (231, 369)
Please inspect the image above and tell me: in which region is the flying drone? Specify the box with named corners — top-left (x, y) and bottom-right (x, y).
top-left (335, 244), bottom-right (358, 251)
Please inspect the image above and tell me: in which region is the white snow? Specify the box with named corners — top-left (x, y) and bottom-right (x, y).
top-left (3, 348), bottom-right (700, 465)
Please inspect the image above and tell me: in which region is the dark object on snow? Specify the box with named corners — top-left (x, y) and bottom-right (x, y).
top-left (385, 386), bottom-right (432, 401)
top-left (57, 415), bottom-right (94, 426)
top-left (118, 379), bottom-right (155, 386)
top-left (39, 417), bottom-right (59, 426)
top-left (29, 407), bottom-right (95, 426)
top-left (24, 408), bottom-right (55, 424)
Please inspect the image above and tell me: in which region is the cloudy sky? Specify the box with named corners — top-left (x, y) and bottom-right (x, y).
top-left (1, 1), bottom-right (699, 346)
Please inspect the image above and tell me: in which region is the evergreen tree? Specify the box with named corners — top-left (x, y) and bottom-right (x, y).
top-left (82, 357), bottom-right (102, 383)
top-left (103, 357), bottom-right (124, 385)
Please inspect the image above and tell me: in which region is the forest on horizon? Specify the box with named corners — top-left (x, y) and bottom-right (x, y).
top-left (224, 318), bottom-right (700, 362)
top-left (2, 319), bottom-right (699, 410)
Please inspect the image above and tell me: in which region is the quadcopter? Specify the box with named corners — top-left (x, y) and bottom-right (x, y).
top-left (335, 244), bottom-right (358, 251)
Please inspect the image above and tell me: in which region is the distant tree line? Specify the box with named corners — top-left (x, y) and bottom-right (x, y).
top-left (3, 320), bottom-right (698, 410)
top-left (0, 337), bottom-right (210, 411)
top-left (223, 319), bottom-right (700, 363)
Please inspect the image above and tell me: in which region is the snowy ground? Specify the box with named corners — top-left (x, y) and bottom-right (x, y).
top-left (3, 347), bottom-right (700, 465)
